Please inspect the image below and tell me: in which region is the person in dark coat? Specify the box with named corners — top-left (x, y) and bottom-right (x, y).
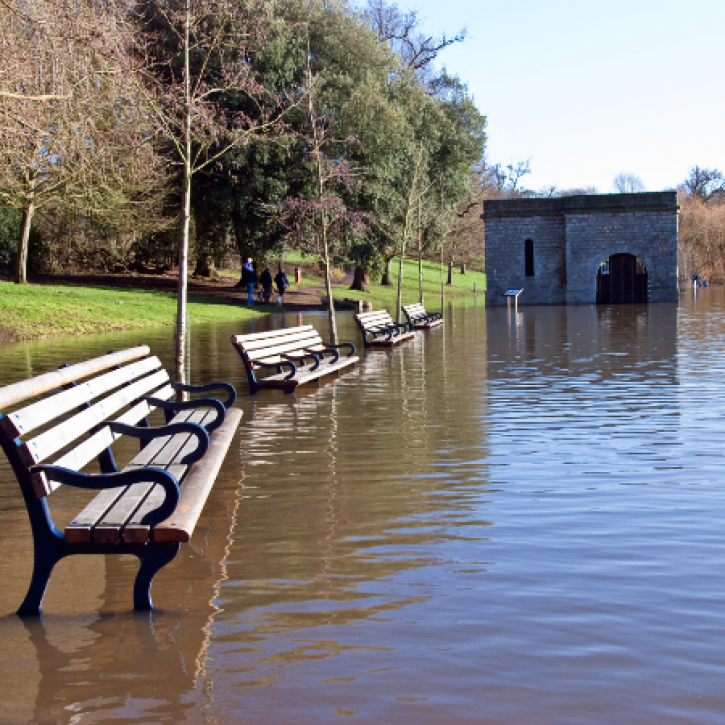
top-left (241, 259), bottom-right (257, 305)
top-left (274, 265), bottom-right (290, 307)
top-left (260, 267), bottom-right (273, 304)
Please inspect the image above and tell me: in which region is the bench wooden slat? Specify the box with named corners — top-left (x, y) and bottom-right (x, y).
top-left (234, 327), bottom-right (318, 352)
top-left (0, 346), bottom-right (150, 410)
top-left (153, 408), bottom-right (243, 543)
top-left (22, 370), bottom-right (170, 466)
top-left (121, 410), bottom-right (215, 544)
top-left (147, 408), bottom-right (207, 467)
top-left (2, 356), bottom-right (162, 439)
top-left (124, 408), bottom-right (195, 467)
top-left (231, 325), bottom-right (312, 345)
top-left (64, 485), bottom-right (129, 544)
top-left (247, 335), bottom-right (324, 365)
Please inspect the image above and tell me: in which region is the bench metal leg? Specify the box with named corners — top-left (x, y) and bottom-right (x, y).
top-left (133, 544), bottom-right (181, 610)
top-left (17, 548), bottom-right (64, 616)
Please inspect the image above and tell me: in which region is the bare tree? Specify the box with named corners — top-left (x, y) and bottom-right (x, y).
top-left (365, 0), bottom-right (466, 73)
top-left (277, 49), bottom-right (370, 344)
top-left (481, 158), bottom-right (532, 195)
top-left (613, 173), bottom-right (646, 193)
top-left (681, 166), bottom-right (724, 202)
top-left (0, 0), bottom-right (163, 284)
top-left (113, 0), bottom-right (292, 381)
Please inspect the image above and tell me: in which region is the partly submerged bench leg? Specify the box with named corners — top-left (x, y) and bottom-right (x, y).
top-left (17, 546), bottom-right (66, 617)
top-left (132, 543), bottom-right (181, 610)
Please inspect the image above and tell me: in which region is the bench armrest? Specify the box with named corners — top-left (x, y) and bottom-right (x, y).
top-left (170, 381), bottom-right (236, 409)
top-left (30, 465), bottom-right (180, 523)
top-left (109, 421), bottom-right (210, 465)
top-left (145, 396), bottom-right (226, 433)
top-left (306, 342), bottom-right (355, 364)
top-left (284, 351), bottom-right (321, 371)
top-left (367, 324), bottom-right (393, 341)
top-left (256, 358), bottom-right (297, 381)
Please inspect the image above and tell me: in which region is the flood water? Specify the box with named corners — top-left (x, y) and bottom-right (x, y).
top-left (2, 290), bottom-right (725, 723)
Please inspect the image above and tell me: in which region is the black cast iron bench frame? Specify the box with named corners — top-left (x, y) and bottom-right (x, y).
top-left (0, 346), bottom-right (242, 616)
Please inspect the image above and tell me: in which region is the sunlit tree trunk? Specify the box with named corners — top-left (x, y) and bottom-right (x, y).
top-left (417, 201), bottom-right (423, 304)
top-left (321, 215), bottom-right (338, 344)
top-left (15, 176), bottom-right (36, 284)
top-left (175, 1), bottom-right (192, 386)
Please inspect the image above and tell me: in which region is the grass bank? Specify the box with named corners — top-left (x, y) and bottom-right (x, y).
top-left (0, 281), bottom-right (266, 341)
top-left (336, 258), bottom-right (485, 311)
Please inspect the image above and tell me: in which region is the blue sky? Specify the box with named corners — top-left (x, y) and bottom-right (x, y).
top-left (400, 0), bottom-right (725, 193)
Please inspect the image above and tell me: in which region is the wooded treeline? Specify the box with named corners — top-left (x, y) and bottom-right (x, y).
top-left (0, 0), bottom-right (486, 290)
top-left (677, 167), bottom-right (725, 283)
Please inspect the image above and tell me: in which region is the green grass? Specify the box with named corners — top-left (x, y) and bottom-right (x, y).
top-left (0, 281), bottom-right (269, 340)
top-left (0, 257), bottom-right (485, 341)
top-left (336, 258), bottom-right (485, 310)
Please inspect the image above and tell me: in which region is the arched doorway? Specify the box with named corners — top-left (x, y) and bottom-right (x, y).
top-left (596, 253), bottom-right (648, 303)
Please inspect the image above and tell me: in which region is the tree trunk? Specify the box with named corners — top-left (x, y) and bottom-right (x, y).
top-left (193, 255), bottom-right (213, 277)
top-left (14, 192), bottom-right (35, 284)
top-left (175, 3), bottom-right (192, 387)
top-left (175, 160), bottom-right (191, 386)
top-left (447, 259), bottom-right (453, 285)
top-left (381, 256), bottom-right (394, 286)
top-left (418, 242), bottom-right (424, 305)
top-left (321, 217), bottom-right (338, 345)
top-left (349, 264), bottom-right (369, 292)
top-left (417, 200), bottom-right (423, 304)
top-left (460, 262), bottom-right (466, 275)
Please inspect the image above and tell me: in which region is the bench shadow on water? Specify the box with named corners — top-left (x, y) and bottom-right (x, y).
top-left (3, 295), bottom-right (725, 722)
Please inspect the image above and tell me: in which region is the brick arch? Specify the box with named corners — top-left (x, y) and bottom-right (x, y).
top-left (593, 252), bottom-right (649, 304)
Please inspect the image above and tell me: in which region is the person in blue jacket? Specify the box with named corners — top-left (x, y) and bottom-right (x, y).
top-left (241, 259), bottom-right (257, 305)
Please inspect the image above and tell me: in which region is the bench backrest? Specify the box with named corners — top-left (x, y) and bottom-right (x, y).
top-left (231, 325), bottom-right (325, 368)
top-left (402, 303), bottom-right (428, 320)
top-left (354, 310), bottom-right (394, 333)
top-left (0, 346), bottom-right (174, 499)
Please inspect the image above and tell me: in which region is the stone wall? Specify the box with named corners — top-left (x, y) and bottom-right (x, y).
top-left (483, 192), bottom-right (679, 306)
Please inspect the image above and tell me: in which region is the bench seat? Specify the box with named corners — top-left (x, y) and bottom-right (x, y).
top-left (354, 310), bottom-right (416, 348)
top-left (0, 346), bottom-right (241, 615)
top-left (402, 303), bottom-right (443, 330)
top-left (231, 325), bottom-right (358, 394)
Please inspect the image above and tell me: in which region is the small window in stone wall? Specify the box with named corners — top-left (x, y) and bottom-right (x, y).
top-left (525, 239), bottom-right (535, 277)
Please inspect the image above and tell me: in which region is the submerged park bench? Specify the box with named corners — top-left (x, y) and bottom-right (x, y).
top-left (354, 310), bottom-right (416, 348)
top-left (402, 303), bottom-right (443, 330)
top-left (0, 345), bottom-right (242, 615)
top-left (231, 325), bottom-right (358, 394)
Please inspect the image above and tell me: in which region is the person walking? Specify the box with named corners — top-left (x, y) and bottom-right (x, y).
top-left (242, 259), bottom-right (257, 305)
top-left (274, 264), bottom-right (290, 307)
top-left (260, 266), bottom-right (273, 304)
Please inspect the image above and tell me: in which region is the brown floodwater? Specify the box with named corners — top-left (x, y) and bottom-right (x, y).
top-left (2, 290), bottom-right (725, 723)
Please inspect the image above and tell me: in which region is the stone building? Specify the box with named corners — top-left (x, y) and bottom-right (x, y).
top-left (483, 192), bottom-right (678, 306)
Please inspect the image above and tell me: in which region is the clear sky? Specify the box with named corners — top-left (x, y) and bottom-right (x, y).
top-left (400, 0), bottom-right (725, 194)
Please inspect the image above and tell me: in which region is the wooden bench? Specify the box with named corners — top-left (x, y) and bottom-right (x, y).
top-left (402, 303), bottom-right (443, 329)
top-left (231, 325), bottom-right (358, 395)
top-left (0, 346), bottom-right (242, 615)
top-left (354, 310), bottom-right (416, 348)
